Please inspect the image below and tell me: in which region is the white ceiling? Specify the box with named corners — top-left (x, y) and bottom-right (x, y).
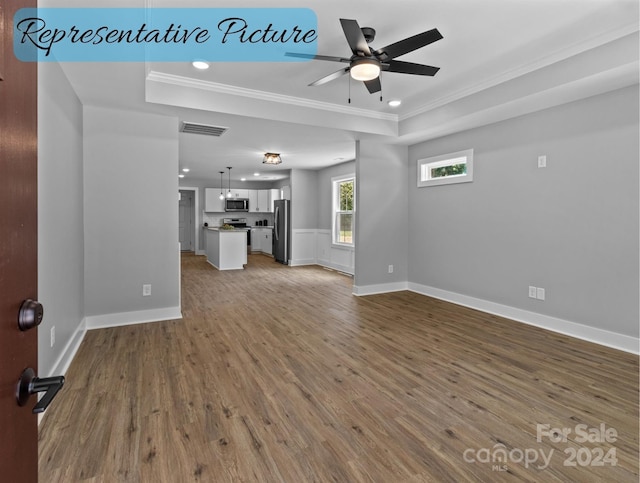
top-left (52, 0), bottom-right (639, 184)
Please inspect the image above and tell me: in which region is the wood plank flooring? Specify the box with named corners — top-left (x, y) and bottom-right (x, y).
top-left (39, 253), bottom-right (639, 482)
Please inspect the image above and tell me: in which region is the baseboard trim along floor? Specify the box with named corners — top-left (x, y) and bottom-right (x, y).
top-left (353, 280), bottom-right (638, 354)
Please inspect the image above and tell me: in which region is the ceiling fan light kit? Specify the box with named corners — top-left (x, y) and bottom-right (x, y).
top-left (287, 18), bottom-right (442, 97)
top-left (350, 58), bottom-right (381, 81)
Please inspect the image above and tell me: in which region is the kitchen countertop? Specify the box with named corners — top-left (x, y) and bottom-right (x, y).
top-left (204, 226), bottom-right (250, 231)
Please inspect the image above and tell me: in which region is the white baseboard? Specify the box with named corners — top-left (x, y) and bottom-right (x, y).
top-left (85, 306), bottom-right (182, 330)
top-left (196, 249), bottom-right (206, 256)
top-left (290, 258), bottom-right (316, 266)
top-left (353, 281), bottom-right (409, 296)
top-left (46, 317), bottom-right (87, 378)
top-left (316, 260), bottom-right (354, 275)
top-left (39, 317), bottom-right (87, 424)
top-left (408, 282), bottom-right (639, 355)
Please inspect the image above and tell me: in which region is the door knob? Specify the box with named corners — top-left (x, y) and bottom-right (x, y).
top-left (18, 299), bottom-right (43, 331)
top-left (16, 368), bottom-right (65, 414)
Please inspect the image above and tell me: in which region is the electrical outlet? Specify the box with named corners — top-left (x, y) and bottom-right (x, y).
top-left (50, 326), bottom-right (55, 348)
top-left (143, 284), bottom-right (151, 296)
top-left (536, 287), bottom-right (546, 300)
top-left (538, 155), bottom-right (547, 168)
top-left (528, 286), bottom-right (537, 299)
top-left (388, 265), bottom-right (394, 274)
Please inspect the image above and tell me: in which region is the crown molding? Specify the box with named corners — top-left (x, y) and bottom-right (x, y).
top-left (400, 22), bottom-right (640, 121)
top-left (146, 71), bottom-right (398, 123)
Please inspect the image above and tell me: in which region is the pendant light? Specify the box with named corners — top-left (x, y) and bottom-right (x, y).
top-left (218, 171), bottom-right (225, 200)
top-left (226, 166), bottom-right (232, 198)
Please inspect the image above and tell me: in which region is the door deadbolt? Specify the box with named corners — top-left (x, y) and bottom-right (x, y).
top-left (18, 299), bottom-right (43, 331)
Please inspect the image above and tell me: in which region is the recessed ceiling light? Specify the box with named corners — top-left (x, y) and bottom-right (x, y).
top-left (253, 172), bottom-right (260, 176)
top-left (240, 177), bottom-right (246, 181)
top-left (178, 174), bottom-right (185, 178)
top-left (182, 168), bottom-right (190, 172)
top-left (192, 61), bottom-right (209, 70)
top-left (388, 99), bottom-right (402, 107)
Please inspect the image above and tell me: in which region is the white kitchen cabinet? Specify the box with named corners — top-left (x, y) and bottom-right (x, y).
top-left (258, 190), bottom-right (269, 212)
top-left (248, 190), bottom-right (259, 212)
top-left (228, 189), bottom-right (249, 199)
top-left (250, 227), bottom-right (273, 255)
top-left (248, 189), bottom-right (270, 212)
top-left (263, 228), bottom-right (273, 255)
top-left (204, 188), bottom-right (225, 212)
top-left (250, 228), bottom-right (261, 252)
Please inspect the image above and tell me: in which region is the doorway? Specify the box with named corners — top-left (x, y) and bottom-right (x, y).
top-left (179, 190), bottom-right (195, 252)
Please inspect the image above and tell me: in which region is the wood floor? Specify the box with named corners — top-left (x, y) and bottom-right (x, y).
top-left (39, 253), bottom-right (639, 482)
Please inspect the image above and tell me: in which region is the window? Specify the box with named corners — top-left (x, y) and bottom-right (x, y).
top-left (417, 149), bottom-right (474, 187)
top-left (332, 175), bottom-right (355, 246)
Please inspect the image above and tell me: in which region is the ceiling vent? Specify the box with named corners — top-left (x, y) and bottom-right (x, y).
top-left (180, 121), bottom-right (228, 137)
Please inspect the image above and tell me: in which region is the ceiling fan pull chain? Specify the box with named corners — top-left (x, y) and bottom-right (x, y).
top-left (348, 75), bottom-right (351, 104)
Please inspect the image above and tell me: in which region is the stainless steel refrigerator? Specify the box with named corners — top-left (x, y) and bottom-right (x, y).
top-left (273, 199), bottom-right (290, 264)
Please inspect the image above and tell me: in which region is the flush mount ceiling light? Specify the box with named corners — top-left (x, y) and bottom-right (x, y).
top-left (349, 57), bottom-right (381, 82)
top-left (218, 171), bottom-right (225, 200)
top-left (263, 153), bottom-right (282, 165)
top-left (192, 61), bottom-right (210, 70)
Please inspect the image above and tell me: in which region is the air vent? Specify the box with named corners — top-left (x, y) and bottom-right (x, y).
top-left (180, 122), bottom-right (228, 137)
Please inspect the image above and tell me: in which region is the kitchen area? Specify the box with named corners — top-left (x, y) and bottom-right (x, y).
top-left (200, 185), bottom-right (291, 270)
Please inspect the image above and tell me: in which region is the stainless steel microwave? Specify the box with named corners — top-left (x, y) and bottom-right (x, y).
top-left (225, 198), bottom-right (249, 212)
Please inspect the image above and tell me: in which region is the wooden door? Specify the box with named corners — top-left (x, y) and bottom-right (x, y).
top-left (0, 0), bottom-right (39, 480)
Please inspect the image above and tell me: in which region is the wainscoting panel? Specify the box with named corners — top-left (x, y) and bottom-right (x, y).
top-left (290, 229), bottom-right (317, 266)
top-left (316, 229), bottom-right (354, 274)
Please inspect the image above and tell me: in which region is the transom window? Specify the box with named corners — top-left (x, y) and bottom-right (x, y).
top-left (418, 149), bottom-right (474, 187)
top-left (332, 175), bottom-right (355, 246)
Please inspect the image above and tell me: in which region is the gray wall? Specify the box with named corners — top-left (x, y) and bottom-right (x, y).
top-left (290, 169), bottom-right (318, 230)
top-left (408, 85), bottom-right (639, 337)
top-left (316, 160), bottom-right (356, 230)
top-left (83, 106), bottom-right (180, 316)
top-left (38, 62), bottom-right (85, 376)
top-left (355, 140), bottom-right (409, 288)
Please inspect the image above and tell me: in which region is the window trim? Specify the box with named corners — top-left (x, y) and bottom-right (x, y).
top-left (332, 174), bottom-right (355, 247)
top-left (417, 149), bottom-right (474, 187)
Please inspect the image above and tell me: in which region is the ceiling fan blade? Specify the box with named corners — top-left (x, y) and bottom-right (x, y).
top-left (374, 28), bottom-right (443, 61)
top-left (285, 52), bottom-right (350, 63)
top-left (309, 68), bottom-right (350, 87)
top-left (384, 60), bottom-right (440, 76)
top-left (363, 76), bottom-right (381, 94)
top-left (340, 18), bottom-right (371, 56)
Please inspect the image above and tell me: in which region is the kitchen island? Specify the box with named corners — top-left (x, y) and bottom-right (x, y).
top-left (205, 227), bottom-right (247, 270)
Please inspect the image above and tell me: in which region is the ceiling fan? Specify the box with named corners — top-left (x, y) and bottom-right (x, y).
top-left (287, 18), bottom-right (442, 94)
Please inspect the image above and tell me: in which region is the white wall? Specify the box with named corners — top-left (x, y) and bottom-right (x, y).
top-left (83, 106), bottom-right (181, 325)
top-left (290, 169), bottom-right (318, 265)
top-left (38, 62), bottom-right (85, 377)
top-left (408, 86), bottom-right (639, 344)
top-left (354, 141), bottom-right (409, 293)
